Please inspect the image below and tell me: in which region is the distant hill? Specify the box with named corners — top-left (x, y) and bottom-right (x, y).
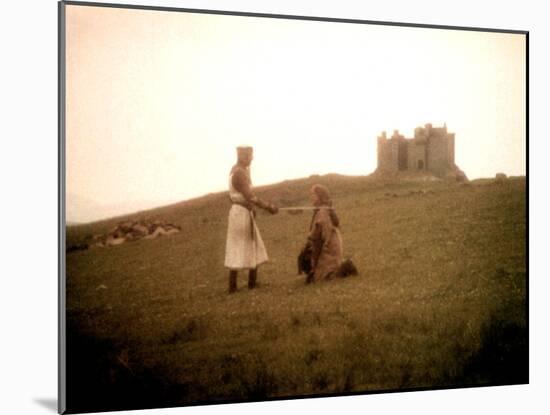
top-left (65, 174), bottom-right (527, 413)
top-left (65, 173), bottom-right (432, 235)
top-left (66, 193), bottom-right (178, 224)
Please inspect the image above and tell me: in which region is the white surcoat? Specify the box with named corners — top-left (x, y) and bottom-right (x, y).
top-left (224, 169), bottom-right (268, 270)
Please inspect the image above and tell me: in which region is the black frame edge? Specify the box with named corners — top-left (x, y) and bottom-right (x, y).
top-left (58, 1), bottom-right (67, 413)
top-left (525, 31), bottom-right (530, 383)
top-left (61, 0), bottom-right (527, 35)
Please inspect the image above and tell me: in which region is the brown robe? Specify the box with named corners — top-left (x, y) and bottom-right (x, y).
top-left (308, 208), bottom-right (343, 281)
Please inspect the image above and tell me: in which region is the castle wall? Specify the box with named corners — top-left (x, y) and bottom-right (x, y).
top-left (398, 140), bottom-right (408, 171)
top-left (426, 130), bottom-right (451, 176)
top-left (407, 142), bottom-right (427, 170)
top-left (388, 140), bottom-right (400, 171)
top-left (447, 133), bottom-right (455, 165)
top-left (377, 137), bottom-right (399, 172)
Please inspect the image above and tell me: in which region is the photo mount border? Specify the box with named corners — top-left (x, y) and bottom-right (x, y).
top-left (57, 0), bottom-right (530, 412)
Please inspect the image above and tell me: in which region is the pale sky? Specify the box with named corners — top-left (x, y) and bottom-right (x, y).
top-left (65, 4), bottom-right (526, 222)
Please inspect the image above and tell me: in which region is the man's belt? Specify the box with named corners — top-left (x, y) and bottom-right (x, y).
top-left (232, 201), bottom-right (254, 211)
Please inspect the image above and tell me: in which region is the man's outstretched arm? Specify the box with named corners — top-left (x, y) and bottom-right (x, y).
top-left (232, 169), bottom-right (278, 214)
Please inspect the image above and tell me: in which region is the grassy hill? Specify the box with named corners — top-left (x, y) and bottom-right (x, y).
top-left (65, 174), bottom-right (527, 413)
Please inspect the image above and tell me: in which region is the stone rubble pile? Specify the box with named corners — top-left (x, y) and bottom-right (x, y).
top-left (92, 220), bottom-right (181, 247)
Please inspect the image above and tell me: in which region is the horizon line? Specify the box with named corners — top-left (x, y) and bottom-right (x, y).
top-left (66, 172), bottom-right (526, 226)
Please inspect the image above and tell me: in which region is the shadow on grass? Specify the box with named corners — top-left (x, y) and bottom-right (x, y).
top-left (64, 305), bottom-right (527, 413)
top-left (460, 314), bottom-right (528, 386)
top-left (65, 321), bottom-right (279, 413)
top-left (216, 352), bottom-right (278, 400)
top-left (162, 318), bottom-right (208, 345)
top-left (65, 325), bottom-right (187, 414)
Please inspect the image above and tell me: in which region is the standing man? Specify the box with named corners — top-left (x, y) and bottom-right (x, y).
top-left (224, 146), bottom-right (278, 293)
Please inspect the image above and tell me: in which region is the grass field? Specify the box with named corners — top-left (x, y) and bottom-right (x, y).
top-left (65, 175), bottom-right (527, 413)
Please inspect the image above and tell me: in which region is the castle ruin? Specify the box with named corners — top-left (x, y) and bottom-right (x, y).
top-left (376, 123), bottom-right (466, 180)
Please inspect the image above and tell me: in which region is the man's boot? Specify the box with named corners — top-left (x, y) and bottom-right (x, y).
top-left (248, 268), bottom-right (257, 289)
top-left (229, 271), bottom-right (238, 293)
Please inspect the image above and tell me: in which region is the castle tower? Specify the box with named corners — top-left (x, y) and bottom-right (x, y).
top-left (425, 124), bottom-right (455, 176)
